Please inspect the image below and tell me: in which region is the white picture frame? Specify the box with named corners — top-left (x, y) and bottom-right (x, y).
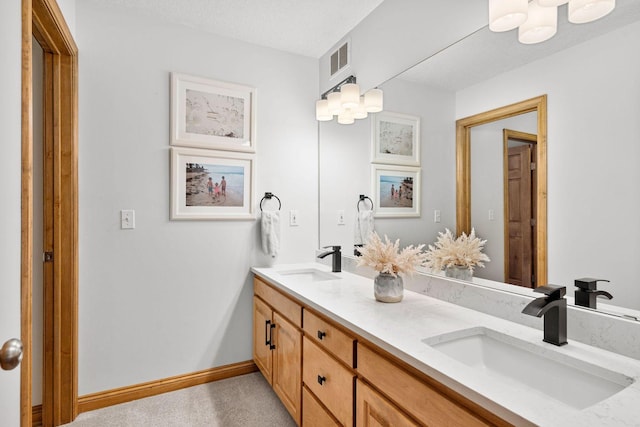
top-left (371, 111), bottom-right (420, 166)
top-left (170, 72), bottom-right (256, 152)
top-left (170, 147), bottom-right (256, 220)
top-left (371, 164), bottom-right (421, 218)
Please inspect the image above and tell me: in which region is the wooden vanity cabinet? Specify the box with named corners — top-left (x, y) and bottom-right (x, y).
top-left (253, 275), bottom-right (510, 427)
top-left (253, 278), bottom-right (302, 425)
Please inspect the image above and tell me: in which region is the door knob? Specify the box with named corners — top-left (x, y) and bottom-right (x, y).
top-left (1, 338), bottom-right (23, 371)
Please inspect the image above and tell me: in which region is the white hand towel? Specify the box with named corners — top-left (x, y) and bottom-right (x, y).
top-left (354, 210), bottom-right (375, 245)
top-left (261, 210), bottom-right (281, 258)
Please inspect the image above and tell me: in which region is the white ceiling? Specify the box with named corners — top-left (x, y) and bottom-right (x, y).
top-left (83, 0), bottom-right (385, 58)
top-left (82, 0), bottom-right (640, 86)
top-left (398, 0), bottom-right (640, 91)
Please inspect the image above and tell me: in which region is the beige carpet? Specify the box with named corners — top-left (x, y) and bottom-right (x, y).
top-left (62, 372), bottom-right (297, 426)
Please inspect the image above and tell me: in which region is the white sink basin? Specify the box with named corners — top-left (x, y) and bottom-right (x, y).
top-left (423, 327), bottom-right (633, 409)
top-left (277, 268), bottom-right (340, 282)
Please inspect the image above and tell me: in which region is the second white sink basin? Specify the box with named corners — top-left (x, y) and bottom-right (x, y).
top-left (277, 268), bottom-right (340, 282)
top-left (423, 327), bottom-right (633, 409)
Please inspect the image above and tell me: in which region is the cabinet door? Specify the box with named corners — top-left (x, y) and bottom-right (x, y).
top-left (273, 312), bottom-right (302, 425)
top-left (356, 380), bottom-right (419, 427)
top-left (253, 297), bottom-right (273, 384)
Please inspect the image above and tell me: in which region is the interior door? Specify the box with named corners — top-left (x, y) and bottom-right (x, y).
top-left (0, 289), bottom-right (22, 426)
top-left (1, 0), bottom-right (25, 425)
top-left (505, 144), bottom-right (533, 287)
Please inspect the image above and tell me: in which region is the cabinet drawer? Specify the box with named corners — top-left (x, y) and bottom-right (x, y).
top-left (357, 343), bottom-right (490, 427)
top-left (254, 277), bottom-right (302, 328)
top-left (356, 379), bottom-right (419, 427)
top-left (303, 309), bottom-right (354, 367)
top-left (303, 337), bottom-right (354, 426)
top-left (302, 386), bottom-right (340, 427)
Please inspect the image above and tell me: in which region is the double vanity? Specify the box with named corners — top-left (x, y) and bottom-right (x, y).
top-left (252, 263), bottom-right (640, 426)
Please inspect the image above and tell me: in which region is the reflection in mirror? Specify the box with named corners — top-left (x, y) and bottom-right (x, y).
top-left (319, 4), bottom-right (640, 317)
top-left (472, 119), bottom-right (539, 286)
top-left (456, 97), bottom-right (546, 288)
top-left (319, 78), bottom-right (456, 252)
top-left (501, 127), bottom-right (538, 286)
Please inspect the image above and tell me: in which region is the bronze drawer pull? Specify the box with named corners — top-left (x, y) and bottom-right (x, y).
top-left (317, 375), bottom-right (326, 385)
top-left (317, 330), bottom-right (326, 340)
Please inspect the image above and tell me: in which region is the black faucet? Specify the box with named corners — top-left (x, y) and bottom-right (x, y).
top-left (318, 245), bottom-right (341, 273)
top-left (522, 284), bottom-right (568, 346)
top-left (574, 278), bottom-right (612, 309)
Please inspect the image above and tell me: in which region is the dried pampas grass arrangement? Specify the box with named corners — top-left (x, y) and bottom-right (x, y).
top-left (357, 232), bottom-right (427, 276)
top-left (424, 228), bottom-right (490, 273)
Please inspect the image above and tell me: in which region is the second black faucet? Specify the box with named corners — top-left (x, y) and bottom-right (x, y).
top-left (318, 245), bottom-right (341, 273)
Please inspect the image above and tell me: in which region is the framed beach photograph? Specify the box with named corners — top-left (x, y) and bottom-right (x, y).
top-left (171, 72), bottom-right (256, 152)
top-left (170, 147), bottom-right (255, 220)
top-left (371, 164), bottom-right (421, 218)
top-left (371, 111), bottom-right (420, 166)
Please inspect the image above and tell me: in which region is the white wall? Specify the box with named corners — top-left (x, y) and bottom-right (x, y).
top-left (0, 0), bottom-right (23, 423)
top-left (319, 0), bottom-right (487, 93)
top-left (76, 3), bottom-right (318, 394)
top-left (56, 0), bottom-right (76, 39)
top-left (457, 21), bottom-right (640, 310)
top-left (319, 77), bottom-right (456, 251)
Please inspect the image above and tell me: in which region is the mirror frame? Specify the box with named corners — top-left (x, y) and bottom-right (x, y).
top-left (456, 95), bottom-right (547, 287)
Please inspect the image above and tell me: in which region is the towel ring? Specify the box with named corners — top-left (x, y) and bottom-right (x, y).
top-left (357, 194), bottom-right (373, 212)
top-left (260, 192), bottom-right (281, 211)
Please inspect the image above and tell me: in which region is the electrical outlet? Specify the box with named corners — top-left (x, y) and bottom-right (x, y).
top-left (488, 209), bottom-right (495, 221)
top-left (434, 210), bottom-right (441, 223)
top-left (337, 210), bottom-right (345, 225)
top-left (289, 210), bottom-right (299, 226)
top-left (121, 209), bottom-right (135, 229)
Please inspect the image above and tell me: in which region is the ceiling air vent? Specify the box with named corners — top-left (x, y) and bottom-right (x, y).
top-left (330, 42), bottom-right (349, 77)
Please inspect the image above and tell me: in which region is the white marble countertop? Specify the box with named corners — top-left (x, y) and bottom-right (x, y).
top-left (252, 263), bottom-right (640, 427)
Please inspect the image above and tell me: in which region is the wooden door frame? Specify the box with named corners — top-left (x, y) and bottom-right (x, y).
top-left (455, 95), bottom-right (547, 287)
top-left (22, 0), bottom-right (78, 425)
top-left (502, 130), bottom-right (537, 286)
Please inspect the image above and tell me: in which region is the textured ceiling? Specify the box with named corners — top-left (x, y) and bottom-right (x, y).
top-left (82, 0), bottom-right (385, 58)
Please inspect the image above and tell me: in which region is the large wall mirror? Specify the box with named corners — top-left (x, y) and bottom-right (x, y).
top-left (319, 1), bottom-right (640, 318)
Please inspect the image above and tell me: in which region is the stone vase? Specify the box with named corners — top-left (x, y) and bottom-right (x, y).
top-left (374, 272), bottom-right (403, 303)
top-left (445, 265), bottom-right (473, 281)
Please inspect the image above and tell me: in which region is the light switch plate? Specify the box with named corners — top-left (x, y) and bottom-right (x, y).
top-left (289, 210), bottom-right (299, 226)
top-left (434, 210), bottom-right (441, 223)
top-left (121, 209), bottom-right (135, 229)
top-left (337, 210), bottom-right (345, 225)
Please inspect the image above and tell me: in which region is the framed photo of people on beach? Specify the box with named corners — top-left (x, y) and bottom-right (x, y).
top-left (371, 111), bottom-right (420, 166)
top-left (170, 147), bottom-right (255, 220)
top-left (371, 164), bottom-right (421, 218)
top-left (171, 73), bottom-right (256, 153)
